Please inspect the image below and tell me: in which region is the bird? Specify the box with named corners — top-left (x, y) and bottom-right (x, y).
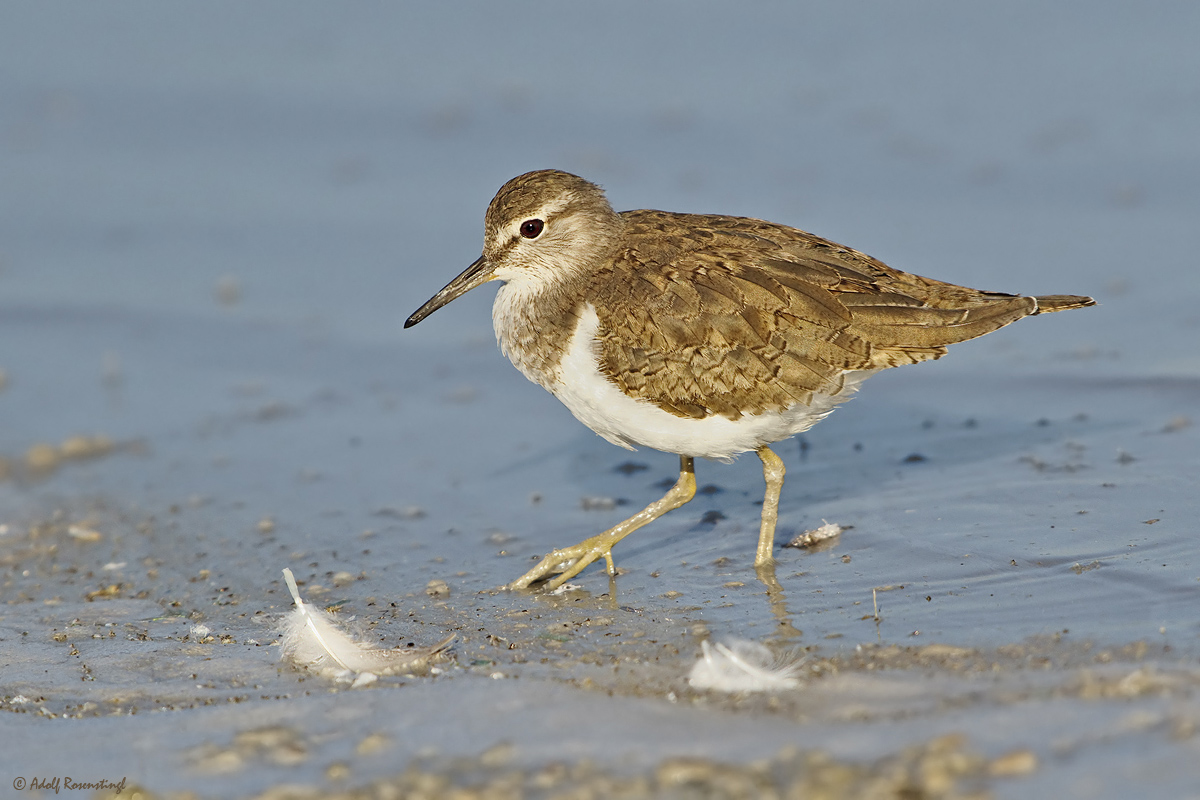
top-left (405, 169), bottom-right (1095, 591)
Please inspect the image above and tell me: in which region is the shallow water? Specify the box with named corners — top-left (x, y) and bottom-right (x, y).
top-left (2, 4), bottom-right (1199, 798)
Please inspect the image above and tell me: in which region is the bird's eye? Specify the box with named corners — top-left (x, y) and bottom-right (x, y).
top-left (519, 219), bottom-right (545, 239)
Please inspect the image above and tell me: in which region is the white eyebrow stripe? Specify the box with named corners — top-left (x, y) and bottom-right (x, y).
top-left (489, 196), bottom-right (574, 250)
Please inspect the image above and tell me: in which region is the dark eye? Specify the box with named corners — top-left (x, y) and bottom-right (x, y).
top-left (519, 219), bottom-right (545, 239)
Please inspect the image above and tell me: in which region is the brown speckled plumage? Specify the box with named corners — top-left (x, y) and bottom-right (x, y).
top-left (586, 207), bottom-right (1092, 420)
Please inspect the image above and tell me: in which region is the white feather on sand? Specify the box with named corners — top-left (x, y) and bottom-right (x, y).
top-left (279, 568), bottom-right (453, 680)
top-left (687, 639), bottom-right (805, 692)
top-left (784, 521), bottom-right (846, 549)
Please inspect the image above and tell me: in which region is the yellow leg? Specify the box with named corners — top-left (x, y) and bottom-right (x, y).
top-left (755, 447), bottom-right (800, 638)
top-left (756, 445), bottom-right (785, 566)
top-left (508, 456), bottom-right (696, 591)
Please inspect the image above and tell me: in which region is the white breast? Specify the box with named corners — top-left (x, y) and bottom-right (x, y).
top-left (546, 304), bottom-right (876, 461)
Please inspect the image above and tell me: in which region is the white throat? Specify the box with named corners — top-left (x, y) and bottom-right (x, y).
top-left (491, 265), bottom-right (583, 390)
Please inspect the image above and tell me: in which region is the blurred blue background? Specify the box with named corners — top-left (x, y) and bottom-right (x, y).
top-left (3, 2), bottom-right (1195, 356)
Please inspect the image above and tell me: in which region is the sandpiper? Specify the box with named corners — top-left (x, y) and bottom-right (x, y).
top-left (406, 170), bottom-right (1094, 591)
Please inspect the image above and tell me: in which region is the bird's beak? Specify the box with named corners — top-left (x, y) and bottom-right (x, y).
top-left (404, 255), bottom-right (496, 328)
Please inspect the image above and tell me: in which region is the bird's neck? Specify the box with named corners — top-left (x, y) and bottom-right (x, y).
top-left (492, 274), bottom-right (587, 391)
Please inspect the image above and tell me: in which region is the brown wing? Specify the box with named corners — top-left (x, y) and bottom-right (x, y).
top-left (592, 210), bottom-right (1054, 420)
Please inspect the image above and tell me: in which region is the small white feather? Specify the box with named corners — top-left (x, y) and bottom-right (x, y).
top-left (279, 568), bottom-right (453, 679)
top-left (687, 639), bottom-right (805, 692)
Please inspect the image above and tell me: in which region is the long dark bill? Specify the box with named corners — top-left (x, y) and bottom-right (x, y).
top-left (404, 255), bottom-right (495, 328)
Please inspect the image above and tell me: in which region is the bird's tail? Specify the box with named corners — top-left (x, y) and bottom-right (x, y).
top-left (1033, 295), bottom-right (1096, 314)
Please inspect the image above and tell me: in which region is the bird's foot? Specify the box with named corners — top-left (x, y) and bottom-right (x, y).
top-left (507, 455), bottom-right (697, 592)
top-left (506, 532), bottom-right (621, 591)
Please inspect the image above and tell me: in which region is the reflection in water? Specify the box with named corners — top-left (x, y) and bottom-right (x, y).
top-left (757, 562), bottom-right (803, 640)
